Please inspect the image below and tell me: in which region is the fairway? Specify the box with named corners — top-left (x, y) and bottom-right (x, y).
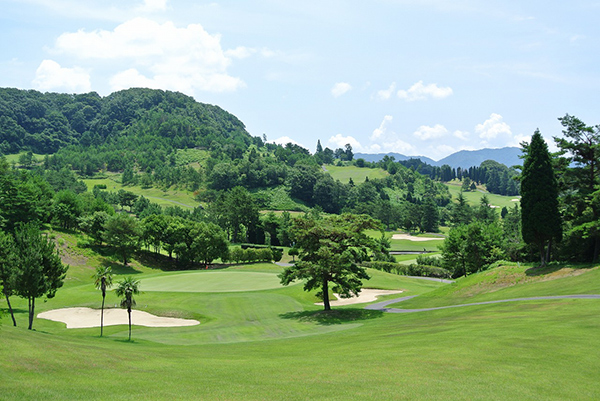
top-left (140, 271), bottom-right (284, 292)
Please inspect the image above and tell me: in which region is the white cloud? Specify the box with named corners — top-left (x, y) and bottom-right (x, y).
top-left (32, 59), bottom-right (91, 93)
top-left (379, 139), bottom-right (415, 154)
top-left (397, 81), bottom-right (453, 101)
top-left (270, 136), bottom-right (306, 148)
top-left (370, 115), bottom-right (393, 140)
top-left (413, 124), bottom-right (449, 140)
top-left (453, 130), bottom-right (470, 140)
top-left (331, 82), bottom-right (352, 98)
top-left (225, 46), bottom-right (256, 59)
top-left (375, 82), bottom-right (396, 100)
top-left (52, 17), bottom-right (245, 94)
top-left (327, 134), bottom-right (362, 150)
top-left (475, 113), bottom-right (512, 140)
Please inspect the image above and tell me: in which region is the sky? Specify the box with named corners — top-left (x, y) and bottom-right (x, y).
top-left (1, 0), bottom-right (599, 160)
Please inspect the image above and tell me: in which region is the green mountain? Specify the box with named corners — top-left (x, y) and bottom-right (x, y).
top-left (0, 87), bottom-right (254, 155)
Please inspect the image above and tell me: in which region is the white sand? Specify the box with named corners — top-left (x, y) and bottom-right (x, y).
top-left (316, 289), bottom-right (403, 306)
top-left (37, 307), bottom-right (200, 329)
top-left (391, 234), bottom-right (442, 241)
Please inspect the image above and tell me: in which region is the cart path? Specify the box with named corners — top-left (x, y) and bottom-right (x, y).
top-left (365, 294), bottom-right (600, 313)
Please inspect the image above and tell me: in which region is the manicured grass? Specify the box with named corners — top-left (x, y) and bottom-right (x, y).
top-left (389, 262), bottom-right (600, 309)
top-left (2, 232), bottom-right (600, 400)
top-left (324, 165), bottom-right (388, 183)
top-left (445, 182), bottom-right (519, 209)
top-left (82, 175), bottom-right (199, 209)
top-left (141, 270), bottom-right (286, 292)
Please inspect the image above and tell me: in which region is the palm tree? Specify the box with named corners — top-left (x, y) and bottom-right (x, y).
top-left (93, 266), bottom-right (113, 337)
top-left (115, 277), bottom-right (140, 341)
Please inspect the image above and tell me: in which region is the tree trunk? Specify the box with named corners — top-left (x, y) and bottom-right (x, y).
top-left (539, 242), bottom-right (546, 267)
top-left (593, 236), bottom-right (600, 263)
top-left (322, 278), bottom-right (330, 311)
top-left (100, 294), bottom-right (105, 337)
top-left (28, 297), bottom-right (35, 330)
top-left (5, 293), bottom-right (16, 326)
top-left (546, 238), bottom-right (553, 265)
top-left (128, 307), bottom-right (132, 341)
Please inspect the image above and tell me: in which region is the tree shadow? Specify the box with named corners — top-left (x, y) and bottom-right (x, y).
top-left (279, 308), bottom-right (384, 325)
top-left (525, 262), bottom-right (596, 277)
top-left (100, 259), bottom-right (142, 275)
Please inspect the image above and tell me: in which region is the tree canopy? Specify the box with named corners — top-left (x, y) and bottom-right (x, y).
top-left (279, 213), bottom-right (383, 311)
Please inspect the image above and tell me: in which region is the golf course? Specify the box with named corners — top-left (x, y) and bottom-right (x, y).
top-left (2, 230), bottom-right (600, 400)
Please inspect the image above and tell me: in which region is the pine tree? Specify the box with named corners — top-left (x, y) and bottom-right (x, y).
top-left (520, 130), bottom-right (562, 266)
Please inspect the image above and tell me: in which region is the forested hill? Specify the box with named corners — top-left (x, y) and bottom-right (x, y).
top-left (0, 87), bottom-right (253, 155)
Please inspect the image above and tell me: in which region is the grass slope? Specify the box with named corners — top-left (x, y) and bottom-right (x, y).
top-left (1, 233), bottom-right (599, 400)
top-left (446, 182), bottom-right (519, 209)
top-left (324, 165), bottom-right (388, 184)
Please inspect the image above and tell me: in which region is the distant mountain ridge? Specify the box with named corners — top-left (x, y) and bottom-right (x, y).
top-left (355, 147), bottom-right (522, 169)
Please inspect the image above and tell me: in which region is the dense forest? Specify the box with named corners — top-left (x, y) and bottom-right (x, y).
top-left (0, 87), bottom-right (598, 276)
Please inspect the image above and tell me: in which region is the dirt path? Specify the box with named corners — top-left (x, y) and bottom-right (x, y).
top-left (365, 294), bottom-right (600, 313)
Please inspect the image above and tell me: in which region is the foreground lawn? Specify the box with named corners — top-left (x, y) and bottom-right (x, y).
top-left (1, 234), bottom-right (599, 400)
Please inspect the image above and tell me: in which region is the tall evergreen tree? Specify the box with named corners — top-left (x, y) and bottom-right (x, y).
top-left (520, 130), bottom-right (562, 266)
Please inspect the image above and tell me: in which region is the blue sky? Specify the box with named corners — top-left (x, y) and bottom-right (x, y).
top-left (1, 0), bottom-right (598, 160)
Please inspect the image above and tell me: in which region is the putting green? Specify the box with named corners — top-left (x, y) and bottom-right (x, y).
top-left (140, 271), bottom-right (284, 293)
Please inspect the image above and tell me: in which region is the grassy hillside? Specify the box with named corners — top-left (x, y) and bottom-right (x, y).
top-left (390, 262), bottom-right (600, 309)
top-left (82, 174), bottom-right (199, 209)
top-left (2, 232), bottom-right (600, 400)
top-left (446, 181), bottom-right (519, 209)
top-left (324, 165), bottom-right (388, 184)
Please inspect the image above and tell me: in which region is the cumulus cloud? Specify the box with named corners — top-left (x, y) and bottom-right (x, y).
top-left (397, 81), bottom-right (453, 101)
top-left (225, 46), bottom-right (256, 59)
top-left (370, 115), bottom-right (393, 140)
top-left (379, 139), bottom-right (415, 154)
top-left (51, 17), bottom-right (245, 94)
top-left (475, 113), bottom-right (512, 140)
top-left (413, 124), bottom-right (449, 140)
top-left (327, 134), bottom-right (362, 150)
top-left (32, 59), bottom-right (91, 93)
top-left (375, 82), bottom-right (396, 100)
top-left (270, 136), bottom-right (306, 148)
top-left (331, 82), bottom-right (352, 98)
top-left (453, 130), bottom-right (470, 140)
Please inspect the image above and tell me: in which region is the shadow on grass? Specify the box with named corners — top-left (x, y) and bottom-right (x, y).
top-left (100, 259), bottom-right (142, 275)
top-left (525, 262), bottom-right (596, 277)
top-left (279, 308), bottom-right (384, 325)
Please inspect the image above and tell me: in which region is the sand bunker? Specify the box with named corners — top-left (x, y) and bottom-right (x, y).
top-left (316, 289), bottom-right (404, 306)
top-left (37, 307), bottom-right (200, 329)
top-left (391, 234), bottom-right (442, 241)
